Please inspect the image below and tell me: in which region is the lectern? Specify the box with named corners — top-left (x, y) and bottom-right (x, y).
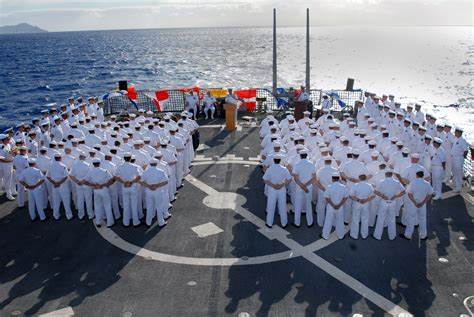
top-left (224, 103), bottom-right (238, 131)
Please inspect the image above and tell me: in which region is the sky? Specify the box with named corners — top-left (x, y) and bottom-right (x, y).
top-left (0, 0), bottom-right (473, 31)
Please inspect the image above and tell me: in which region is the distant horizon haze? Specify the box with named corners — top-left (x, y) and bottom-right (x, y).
top-left (0, 0), bottom-right (472, 32)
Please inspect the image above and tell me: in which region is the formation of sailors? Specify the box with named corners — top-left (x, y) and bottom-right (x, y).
top-left (260, 95), bottom-right (470, 240)
top-left (0, 97), bottom-right (199, 228)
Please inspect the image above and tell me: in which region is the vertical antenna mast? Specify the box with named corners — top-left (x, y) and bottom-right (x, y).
top-left (305, 8), bottom-right (310, 90)
top-left (272, 8), bottom-right (277, 95)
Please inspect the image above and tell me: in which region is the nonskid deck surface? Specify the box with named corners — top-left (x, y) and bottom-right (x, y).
top-left (0, 117), bottom-right (473, 317)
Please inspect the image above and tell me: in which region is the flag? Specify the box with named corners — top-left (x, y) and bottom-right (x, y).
top-left (155, 90), bottom-right (169, 111)
top-left (324, 90), bottom-right (346, 108)
top-left (143, 92), bottom-right (161, 112)
top-left (209, 88), bottom-right (228, 98)
top-left (234, 89), bottom-right (257, 111)
top-left (102, 90), bottom-right (138, 110)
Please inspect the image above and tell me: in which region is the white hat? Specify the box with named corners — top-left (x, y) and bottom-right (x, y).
top-left (411, 153), bottom-right (420, 159)
top-left (53, 152), bottom-right (62, 158)
top-left (155, 151), bottom-right (163, 157)
top-left (396, 141), bottom-right (403, 146)
top-left (299, 149), bottom-right (308, 155)
top-left (433, 137), bottom-right (443, 144)
top-left (402, 147), bottom-right (411, 154)
top-left (160, 139), bottom-right (169, 145)
top-left (370, 150), bottom-right (379, 157)
top-left (352, 149), bottom-right (360, 156)
top-left (454, 126), bottom-right (464, 132)
top-left (28, 158), bottom-right (37, 164)
top-left (150, 158), bottom-right (159, 165)
top-left (0, 134), bottom-right (6, 140)
top-left (92, 158), bottom-right (101, 164)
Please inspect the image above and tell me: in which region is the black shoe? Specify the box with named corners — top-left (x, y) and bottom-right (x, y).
top-left (123, 224), bottom-right (130, 228)
top-left (399, 233), bottom-right (410, 240)
top-left (54, 217), bottom-right (61, 221)
top-left (96, 224), bottom-right (101, 228)
top-left (265, 223), bottom-right (272, 229)
top-left (307, 223), bottom-right (314, 228)
top-left (145, 223), bottom-right (152, 228)
top-left (165, 214), bottom-right (172, 220)
top-left (107, 224), bottom-right (115, 228)
top-left (133, 223), bottom-right (141, 228)
top-left (30, 218), bottom-right (37, 223)
top-left (292, 223), bottom-right (301, 228)
top-left (319, 233), bottom-right (325, 239)
top-left (159, 222), bottom-right (168, 228)
top-left (420, 236), bottom-right (428, 241)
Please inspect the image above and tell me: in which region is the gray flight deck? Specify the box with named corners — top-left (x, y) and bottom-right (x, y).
top-left (0, 116), bottom-right (473, 317)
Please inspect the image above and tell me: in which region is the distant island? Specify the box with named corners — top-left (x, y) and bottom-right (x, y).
top-left (0, 23), bottom-right (47, 34)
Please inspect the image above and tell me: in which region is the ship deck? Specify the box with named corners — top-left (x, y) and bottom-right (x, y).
top-left (0, 116), bottom-right (473, 317)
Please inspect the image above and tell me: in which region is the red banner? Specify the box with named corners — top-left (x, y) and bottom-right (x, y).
top-left (235, 89), bottom-right (257, 111)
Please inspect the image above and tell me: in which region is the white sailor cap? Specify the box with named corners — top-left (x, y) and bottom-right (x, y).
top-left (402, 147), bottom-right (411, 154)
top-left (411, 153), bottom-right (421, 159)
top-left (287, 115), bottom-right (295, 120)
top-left (370, 150), bottom-right (379, 157)
top-left (53, 152), bottom-right (62, 158)
top-left (321, 147), bottom-right (330, 152)
top-left (143, 137), bottom-right (151, 142)
top-left (436, 122), bottom-right (445, 128)
top-left (424, 135), bottom-right (433, 140)
top-left (433, 137), bottom-right (443, 144)
top-left (273, 141), bottom-right (282, 148)
top-left (28, 158), bottom-right (37, 164)
top-left (331, 172), bottom-right (340, 178)
top-left (390, 137), bottom-right (398, 142)
top-left (18, 146), bottom-right (28, 151)
top-left (129, 113), bottom-right (137, 118)
top-left (273, 153), bottom-right (284, 160)
top-left (370, 123), bottom-right (378, 128)
top-left (160, 139), bottom-right (169, 145)
top-left (322, 109), bottom-right (330, 113)
top-left (150, 158), bottom-right (159, 165)
top-left (406, 104), bottom-right (413, 108)
top-left (299, 149), bottom-right (309, 155)
top-left (404, 118), bottom-right (412, 123)
top-left (380, 124), bottom-right (387, 129)
top-left (92, 158), bottom-right (101, 164)
top-left (39, 147), bottom-right (48, 152)
top-left (133, 140), bottom-right (144, 146)
top-left (454, 126), bottom-right (464, 132)
top-left (340, 136), bottom-right (348, 142)
top-left (396, 141), bottom-right (403, 146)
top-left (138, 109), bottom-right (145, 113)
top-left (40, 120), bottom-right (49, 126)
top-left (352, 149), bottom-right (360, 156)
top-left (146, 111), bottom-right (154, 115)
top-left (309, 129), bottom-right (318, 134)
top-left (53, 115), bottom-right (61, 121)
top-left (303, 111), bottom-right (310, 115)
top-left (41, 110), bottom-right (49, 114)
top-left (123, 152), bottom-right (132, 158)
top-left (0, 134), bottom-right (8, 141)
top-left (368, 140), bottom-right (377, 146)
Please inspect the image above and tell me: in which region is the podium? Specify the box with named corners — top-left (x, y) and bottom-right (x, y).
top-left (224, 103), bottom-right (238, 131)
top-left (294, 101), bottom-right (309, 121)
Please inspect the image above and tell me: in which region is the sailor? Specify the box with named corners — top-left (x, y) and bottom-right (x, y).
top-left (262, 154), bottom-right (292, 228)
top-left (314, 158), bottom-right (338, 227)
top-left (402, 171), bottom-right (433, 240)
top-left (292, 149), bottom-right (315, 227)
top-left (159, 139), bottom-right (178, 200)
top-left (46, 152), bottom-right (73, 220)
top-left (414, 104), bottom-right (425, 124)
top-left (0, 134), bottom-right (15, 200)
top-left (373, 169), bottom-right (405, 240)
top-left (321, 172), bottom-right (348, 239)
top-left (451, 127), bottom-right (469, 192)
top-left (18, 158), bottom-right (46, 221)
top-left (141, 158), bottom-right (169, 227)
top-left (431, 138), bottom-right (446, 199)
top-left (349, 173), bottom-right (375, 239)
top-left (321, 95), bottom-right (331, 110)
top-left (102, 153), bottom-right (121, 220)
top-left (13, 146), bottom-right (29, 207)
top-left (298, 86), bottom-right (310, 102)
top-left (115, 153), bottom-right (142, 226)
top-left (203, 91), bottom-right (216, 119)
top-left (83, 158), bottom-right (115, 227)
top-left (185, 91), bottom-right (199, 119)
top-left (169, 127), bottom-right (186, 188)
top-left (50, 116), bottom-right (64, 142)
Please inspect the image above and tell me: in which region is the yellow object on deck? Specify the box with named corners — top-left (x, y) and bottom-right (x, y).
top-left (209, 88), bottom-right (228, 98)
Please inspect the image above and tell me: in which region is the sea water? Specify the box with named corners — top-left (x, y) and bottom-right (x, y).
top-left (0, 26), bottom-right (472, 140)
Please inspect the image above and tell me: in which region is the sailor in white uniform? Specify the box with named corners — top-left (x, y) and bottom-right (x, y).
top-left (451, 127), bottom-right (469, 193)
top-left (373, 169), bottom-right (405, 240)
top-left (315, 158), bottom-right (338, 226)
top-left (402, 170), bottom-right (433, 240)
top-left (203, 92), bottom-right (216, 119)
top-left (83, 158), bottom-right (115, 227)
top-left (185, 91), bottom-right (199, 119)
top-left (141, 158), bottom-right (169, 227)
top-left (46, 152), bottom-right (73, 220)
top-left (321, 172), bottom-right (348, 240)
top-left (0, 134), bottom-right (15, 200)
top-left (291, 149), bottom-right (315, 227)
top-left (431, 137), bottom-right (446, 199)
top-left (349, 173), bottom-right (375, 239)
top-left (69, 151), bottom-right (94, 220)
top-left (13, 146), bottom-right (29, 207)
top-left (262, 154), bottom-right (292, 228)
top-left (18, 158), bottom-right (46, 221)
top-left (116, 153), bottom-right (142, 227)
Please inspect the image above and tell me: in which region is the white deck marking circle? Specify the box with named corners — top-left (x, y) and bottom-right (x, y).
top-left (95, 159), bottom-right (412, 316)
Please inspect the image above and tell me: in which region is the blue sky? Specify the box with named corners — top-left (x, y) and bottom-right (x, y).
top-left (0, 0), bottom-right (472, 31)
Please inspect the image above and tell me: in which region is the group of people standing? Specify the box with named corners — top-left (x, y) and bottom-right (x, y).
top-left (261, 94), bottom-right (470, 240)
top-left (0, 97), bottom-right (198, 228)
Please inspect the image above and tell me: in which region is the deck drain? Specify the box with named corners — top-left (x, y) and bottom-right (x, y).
top-left (438, 257), bottom-right (449, 263)
top-left (459, 236), bottom-right (467, 241)
top-left (243, 147), bottom-right (250, 150)
top-left (241, 256), bottom-right (249, 261)
top-left (353, 314), bottom-right (363, 317)
top-left (453, 293), bottom-right (459, 297)
top-left (210, 175), bottom-right (217, 178)
top-left (187, 281), bottom-right (197, 286)
top-left (239, 312), bottom-right (250, 317)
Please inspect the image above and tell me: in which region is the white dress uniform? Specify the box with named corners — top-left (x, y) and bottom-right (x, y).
top-left (404, 178), bottom-right (433, 239)
top-left (142, 165), bottom-right (169, 226)
top-left (116, 161), bottom-right (142, 226)
top-left (170, 133), bottom-right (186, 187)
top-left (203, 95), bottom-right (216, 119)
top-left (102, 159), bottom-right (121, 220)
top-left (18, 165), bottom-right (46, 220)
top-left (451, 135), bottom-right (469, 192)
top-left (84, 163), bottom-right (114, 227)
top-left (13, 153), bottom-right (28, 207)
top-left (315, 164), bottom-right (338, 226)
top-left (47, 158), bottom-right (73, 220)
top-left (262, 162), bottom-right (292, 227)
top-left (70, 159), bottom-right (94, 219)
top-left (160, 145), bottom-right (178, 199)
top-left (322, 180), bottom-right (349, 239)
top-left (185, 94), bottom-right (199, 119)
top-left (349, 181), bottom-right (374, 239)
top-left (0, 141), bottom-right (14, 199)
top-left (292, 157), bottom-right (315, 226)
top-left (373, 176), bottom-right (405, 240)
top-left (430, 145), bottom-right (446, 198)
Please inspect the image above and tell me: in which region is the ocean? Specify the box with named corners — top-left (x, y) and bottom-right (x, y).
top-left (0, 26), bottom-right (472, 139)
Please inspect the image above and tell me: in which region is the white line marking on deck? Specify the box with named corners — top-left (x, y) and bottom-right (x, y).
top-left (191, 222), bottom-right (224, 238)
top-left (96, 159), bottom-right (412, 317)
top-left (38, 306), bottom-right (74, 317)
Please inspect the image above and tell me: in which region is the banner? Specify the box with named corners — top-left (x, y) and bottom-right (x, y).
top-left (155, 90), bottom-right (169, 111)
top-left (208, 88), bottom-right (228, 98)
